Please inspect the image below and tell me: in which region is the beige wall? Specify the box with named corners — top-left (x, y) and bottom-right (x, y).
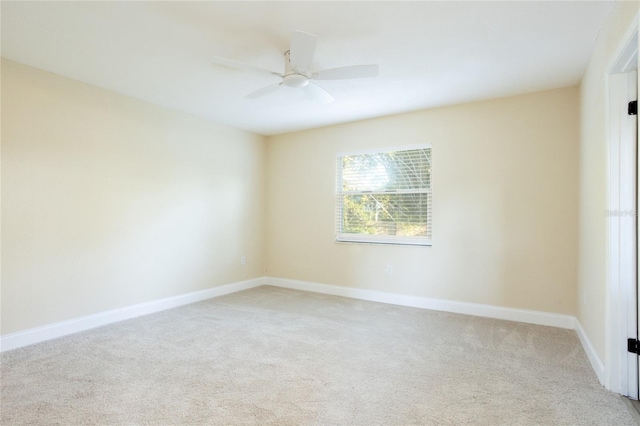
top-left (578, 2), bottom-right (640, 362)
top-left (266, 87), bottom-right (580, 315)
top-left (1, 58), bottom-right (585, 336)
top-left (1, 59), bottom-right (266, 334)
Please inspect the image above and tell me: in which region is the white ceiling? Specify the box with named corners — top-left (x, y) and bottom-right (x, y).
top-left (1, 1), bottom-right (614, 136)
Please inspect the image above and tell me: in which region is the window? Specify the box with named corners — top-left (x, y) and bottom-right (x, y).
top-left (336, 145), bottom-right (432, 246)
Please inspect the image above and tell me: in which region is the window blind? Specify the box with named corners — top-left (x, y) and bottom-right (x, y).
top-left (336, 146), bottom-right (432, 246)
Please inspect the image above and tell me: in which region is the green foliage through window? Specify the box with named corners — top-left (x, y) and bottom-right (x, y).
top-left (336, 146), bottom-right (432, 245)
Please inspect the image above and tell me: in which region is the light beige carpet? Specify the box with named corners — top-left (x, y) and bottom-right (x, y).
top-left (1, 286), bottom-right (635, 425)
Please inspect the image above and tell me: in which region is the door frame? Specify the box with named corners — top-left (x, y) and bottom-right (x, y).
top-left (606, 17), bottom-right (638, 397)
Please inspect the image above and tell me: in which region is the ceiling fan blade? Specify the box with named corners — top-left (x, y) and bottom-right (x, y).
top-left (289, 31), bottom-right (317, 72)
top-left (245, 83), bottom-right (283, 99)
top-left (212, 56), bottom-right (281, 77)
top-left (305, 83), bottom-right (334, 104)
top-left (312, 64), bottom-right (379, 80)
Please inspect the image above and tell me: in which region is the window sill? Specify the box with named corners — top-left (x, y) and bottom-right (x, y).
top-left (335, 235), bottom-right (432, 247)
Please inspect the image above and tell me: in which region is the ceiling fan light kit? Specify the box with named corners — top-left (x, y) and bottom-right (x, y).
top-left (283, 74), bottom-right (309, 88)
top-left (212, 31), bottom-right (379, 103)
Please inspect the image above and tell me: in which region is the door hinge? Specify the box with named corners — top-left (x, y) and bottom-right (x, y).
top-left (628, 338), bottom-right (640, 354)
top-left (629, 100), bottom-right (638, 116)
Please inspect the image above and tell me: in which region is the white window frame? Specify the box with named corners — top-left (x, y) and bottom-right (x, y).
top-left (335, 144), bottom-right (432, 246)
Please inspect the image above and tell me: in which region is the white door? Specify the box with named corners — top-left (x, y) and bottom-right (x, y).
top-left (610, 67), bottom-right (638, 399)
top-left (623, 69), bottom-right (638, 398)
top-left (607, 22), bottom-right (638, 399)
top-left (636, 66), bottom-right (640, 399)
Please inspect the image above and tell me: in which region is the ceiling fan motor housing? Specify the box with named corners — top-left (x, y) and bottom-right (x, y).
top-left (283, 73), bottom-right (309, 88)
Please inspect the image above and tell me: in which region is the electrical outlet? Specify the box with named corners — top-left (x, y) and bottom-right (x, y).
top-left (240, 256), bottom-right (246, 266)
top-left (386, 265), bottom-right (393, 276)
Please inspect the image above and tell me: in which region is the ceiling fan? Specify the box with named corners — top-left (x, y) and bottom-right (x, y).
top-left (212, 31), bottom-right (379, 104)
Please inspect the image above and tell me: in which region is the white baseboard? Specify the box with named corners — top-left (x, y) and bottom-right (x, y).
top-left (574, 318), bottom-right (605, 385)
top-left (265, 277), bottom-right (576, 329)
top-left (0, 277), bottom-right (265, 352)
